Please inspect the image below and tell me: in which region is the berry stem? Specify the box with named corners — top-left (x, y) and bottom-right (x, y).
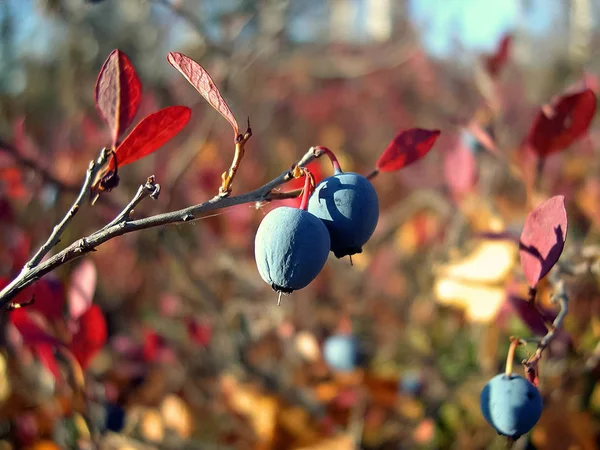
top-left (505, 337), bottom-right (520, 377)
top-left (313, 146), bottom-right (342, 174)
top-left (299, 168), bottom-right (315, 211)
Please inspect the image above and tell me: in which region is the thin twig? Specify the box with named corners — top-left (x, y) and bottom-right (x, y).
top-left (0, 147), bottom-right (321, 308)
top-left (100, 175), bottom-right (160, 231)
top-left (522, 270), bottom-right (569, 374)
top-left (26, 150), bottom-right (108, 268)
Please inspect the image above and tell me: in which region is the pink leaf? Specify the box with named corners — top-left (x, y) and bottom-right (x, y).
top-left (376, 129), bottom-right (440, 172)
top-left (95, 50), bottom-right (142, 146)
top-left (526, 89), bottom-right (596, 157)
top-left (68, 260), bottom-right (97, 320)
top-left (167, 52), bottom-right (239, 138)
top-left (114, 106), bottom-right (191, 168)
top-left (519, 195), bottom-right (567, 287)
top-left (444, 140), bottom-right (477, 196)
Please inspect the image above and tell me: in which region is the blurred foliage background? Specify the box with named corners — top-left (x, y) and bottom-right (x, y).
top-left (1, 0), bottom-right (600, 449)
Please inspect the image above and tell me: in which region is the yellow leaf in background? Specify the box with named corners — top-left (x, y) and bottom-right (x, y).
top-left (441, 241), bottom-right (517, 284)
top-left (220, 375), bottom-right (278, 443)
top-left (160, 395), bottom-right (193, 438)
top-left (296, 435), bottom-right (354, 450)
top-left (433, 237), bottom-right (516, 322)
top-left (458, 194), bottom-right (505, 232)
top-left (295, 331), bottom-right (321, 362)
top-left (434, 278), bottom-right (505, 323)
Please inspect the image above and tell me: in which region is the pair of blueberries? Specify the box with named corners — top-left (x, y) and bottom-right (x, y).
top-left (254, 171), bottom-right (379, 296)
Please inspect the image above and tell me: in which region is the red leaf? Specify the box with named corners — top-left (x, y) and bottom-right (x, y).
top-left (114, 106), bottom-right (191, 167)
top-left (68, 260), bottom-right (97, 321)
top-left (36, 344), bottom-right (61, 381)
top-left (10, 309), bottom-right (64, 347)
top-left (527, 89), bottom-right (596, 157)
top-left (507, 295), bottom-right (556, 336)
top-left (95, 50), bottom-right (142, 146)
top-left (167, 52), bottom-right (239, 137)
top-left (485, 34), bottom-right (512, 77)
top-left (69, 304), bottom-right (107, 369)
top-left (376, 128), bottom-right (440, 172)
top-left (519, 195), bottom-right (567, 287)
top-left (186, 318), bottom-right (212, 347)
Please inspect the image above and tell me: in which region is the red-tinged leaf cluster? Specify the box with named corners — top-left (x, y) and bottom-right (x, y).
top-left (7, 261), bottom-right (106, 379)
top-left (111, 106), bottom-right (192, 169)
top-left (95, 50), bottom-right (142, 147)
top-left (485, 34), bottom-right (512, 77)
top-left (167, 52), bottom-right (240, 138)
top-left (526, 89), bottom-right (597, 157)
top-left (376, 128), bottom-right (440, 172)
top-left (92, 50), bottom-right (192, 197)
top-left (519, 195), bottom-right (568, 287)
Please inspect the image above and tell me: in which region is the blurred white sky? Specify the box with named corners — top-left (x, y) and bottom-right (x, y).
top-left (2, 0), bottom-right (567, 60)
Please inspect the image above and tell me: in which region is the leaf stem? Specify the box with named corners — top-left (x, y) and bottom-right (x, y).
top-left (312, 146), bottom-right (342, 173)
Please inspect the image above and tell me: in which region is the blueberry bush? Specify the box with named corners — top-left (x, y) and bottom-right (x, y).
top-left (0, 1), bottom-right (599, 449)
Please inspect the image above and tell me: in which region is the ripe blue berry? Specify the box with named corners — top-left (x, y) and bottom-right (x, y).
top-left (254, 206), bottom-right (330, 295)
top-left (480, 373), bottom-right (543, 439)
top-left (323, 334), bottom-right (360, 372)
top-left (307, 172), bottom-right (379, 258)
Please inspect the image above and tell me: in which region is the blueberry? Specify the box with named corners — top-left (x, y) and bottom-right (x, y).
top-left (104, 403), bottom-right (126, 432)
top-left (307, 172), bottom-right (379, 258)
top-left (323, 334), bottom-right (359, 372)
top-left (480, 373), bottom-right (543, 439)
top-left (254, 206), bottom-right (330, 294)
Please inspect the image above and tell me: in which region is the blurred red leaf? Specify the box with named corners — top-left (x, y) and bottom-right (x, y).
top-left (376, 128), bottom-right (440, 172)
top-left (142, 328), bottom-right (163, 362)
top-left (95, 49), bottom-right (142, 146)
top-left (69, 304), bottom-right (107, 369)
top-left (10, 309), bottom-right (63, 347)
top-left (519, 195), bottom-right (567, 287)
top-left (36, 344), bottom-right (61, 381)
top-left (506, 295), bottom-right (556, 336)
top-left (167, 52), bottom-right (239, 138)
top-left (28, 279), bottom-right (65, 320)
top-left (114, 106), bottom-right (191, 168)
top-left (527, 89), bottom-right (596, 157)
top-left (485, 34), bottom-right (512, 77)
top-left (186, 318), bottom-right (212, 347)
top-left (68, 260), bottom-right (97, 321)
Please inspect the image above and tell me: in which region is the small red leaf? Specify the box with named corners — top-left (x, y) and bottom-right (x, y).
top-left (167, 52), bottom-right (239, 137)
top-left (95, 50), bottom-right (142, 146)
top-left (114, 106), bottom-right (191, 167)
top-left (10, 309), bottom-right (64, 347)
top-left (376, 128), bottom-right (440, 172)
top-left (69, 304), bottom-right (107, 370)
top-left (527, 89), bottom-right (596, 157)
top-left (68, 260), bottom-right (97, 321)
top-left (485, 34), bottom-right (512, 77)
top-left (186, 318), bottom-right (212, 347)
top-left (519, 195), bottom-right (567, 287)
